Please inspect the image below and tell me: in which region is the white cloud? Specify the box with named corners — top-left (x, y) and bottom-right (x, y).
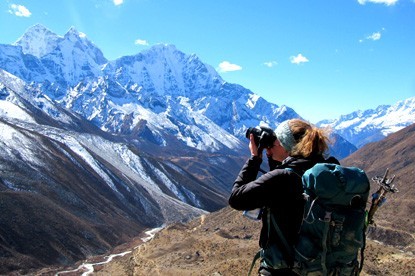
top-left (360, 28), bottom-right (385, 42)
top-left (263, 61), bottom-right (278, 68)
top-left (135, 39), bottom-right (149, 46)
top-left (367, 31), bottom-right (381, 41)
top-left (217, 61), bottom-right (242, 73)
top-left (357, 0), bottom-right (398, 6)
top-left (290, 54), bottom-right (309, 65)
top-left (9, 4), bottom-right (31, 17)
top-left (113, 0), bottom-right (124, 6)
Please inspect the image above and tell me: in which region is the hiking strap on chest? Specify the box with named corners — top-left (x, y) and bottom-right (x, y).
top-left (247, 209), bottom-right (294, 276)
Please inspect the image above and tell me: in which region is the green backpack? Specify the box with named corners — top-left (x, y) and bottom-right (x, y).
top-left (294, 163), bottom-right (370, 276)
top-left (247, 163), bottom-right (370, 276)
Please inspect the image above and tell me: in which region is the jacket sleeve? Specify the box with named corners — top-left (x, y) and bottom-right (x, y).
top-left (229, 156), bottom-right (287, 211)
top-left (228, 156), bottom-right (262, 210)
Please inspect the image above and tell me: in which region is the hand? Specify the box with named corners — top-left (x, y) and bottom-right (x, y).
top-left (249, 134), bottom-right (262, 158)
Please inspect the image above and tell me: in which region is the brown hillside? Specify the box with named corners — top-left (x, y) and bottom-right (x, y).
top-left (342, 122), bottom-right (415, 250)
top-left (90, 207), bottom-right (414, 276)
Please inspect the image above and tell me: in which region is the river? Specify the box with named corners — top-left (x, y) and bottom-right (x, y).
top-left (56, 227), bottom-right (163, 276)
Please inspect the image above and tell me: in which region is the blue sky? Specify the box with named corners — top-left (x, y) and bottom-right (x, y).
top-left (1, 0), bottom-right (414, 123)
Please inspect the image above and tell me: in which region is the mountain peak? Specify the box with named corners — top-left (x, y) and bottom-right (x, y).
top-left (65, 26), bottom-right (87, 40)
top-left (13, 24), bottom-right (60, 58)
top-left (24, 23), bottom-right (53, 35)
top-left (151, 43), bottom-right (177, 50)
top-left (142, 43), bottom-right (182, 58)
top-left (60, 26), bottom-right (107, 65)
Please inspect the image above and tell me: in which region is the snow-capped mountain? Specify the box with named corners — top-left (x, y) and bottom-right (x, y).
top-left (318, 97), bottom-right (415, 148)
top-left (1, 25), bottom-right (413, 155)
top-left (0, 69), bottom-right (247, 272)
top-left (0, 24), bottom-right (301, 154)
top-left (13, 23), bottom-right (62, 58)
top-left (4, 24), bottom-right (107, 98)
top-left (1, 68), bottom-right (228, 212)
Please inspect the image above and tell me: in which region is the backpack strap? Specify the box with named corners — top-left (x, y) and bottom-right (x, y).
top-left (268, 209), bottom-right (295, 266)
top-left (247, 209), bottom-right (294, 276)
top-left (321, 211), bottom-right (332, 276)
top-left (247, 167), bottom-right (300, 275)
top-left (284, 167), bottom-right (301, 177)
top-left (248, 250), bottom-right (261, 276)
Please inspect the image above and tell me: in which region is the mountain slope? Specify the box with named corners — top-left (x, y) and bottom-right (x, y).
top-left (0, 71), bottom-right (245, 273)
top-left (342, 122), bottom-right (415, 240)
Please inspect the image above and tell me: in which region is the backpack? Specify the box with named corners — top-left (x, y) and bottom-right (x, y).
top-left (293, 163), bottom-right (370, 276)
top-left (247, 163), bottom-right (370, 276)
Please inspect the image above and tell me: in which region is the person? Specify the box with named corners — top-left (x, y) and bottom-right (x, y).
top-left (229, 119), bottom-right (339, 276)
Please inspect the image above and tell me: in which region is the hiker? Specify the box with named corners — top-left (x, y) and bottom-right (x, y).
top-left (229, 119), bottom-right (338, 276)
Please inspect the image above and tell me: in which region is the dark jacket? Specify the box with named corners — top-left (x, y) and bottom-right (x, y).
top-left (229, 155), bottom-right (339, 251)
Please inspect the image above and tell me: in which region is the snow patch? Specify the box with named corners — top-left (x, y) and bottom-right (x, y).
top-left (0, 101), bottom-right (36, 123)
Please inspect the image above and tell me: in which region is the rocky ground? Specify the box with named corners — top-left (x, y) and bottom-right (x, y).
top-left (80, 207), bottom-right (415, 276)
